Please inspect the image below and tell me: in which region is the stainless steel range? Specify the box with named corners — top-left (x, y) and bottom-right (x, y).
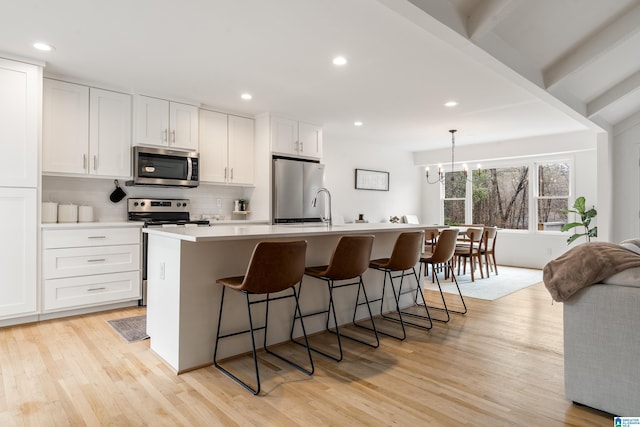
top-left (128, 198), bottom-right (210, 306)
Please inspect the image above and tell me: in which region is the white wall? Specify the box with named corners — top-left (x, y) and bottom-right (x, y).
top-left (323, 137), bottom-right (421, 224)
top-left (414, 131), bottom-right (600, 268)
top-left (612, 122), bottom-right (640, 242)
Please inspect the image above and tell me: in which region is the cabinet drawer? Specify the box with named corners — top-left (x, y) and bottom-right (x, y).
top-left (44, 245), bottom-right (140, 279)
top-left (43, 271), bottom-right (141, 311)
top-left (43, 227), bottom-right (141, 249)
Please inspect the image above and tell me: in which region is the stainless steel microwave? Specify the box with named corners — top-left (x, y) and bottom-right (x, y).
top-left (131, 146), bottom-right (199, 187)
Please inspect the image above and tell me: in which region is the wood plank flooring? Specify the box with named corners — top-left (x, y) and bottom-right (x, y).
top-left (0, 283), bottom-right (613, 426)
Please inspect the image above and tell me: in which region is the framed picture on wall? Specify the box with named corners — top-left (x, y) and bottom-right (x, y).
top-left (355, 168), bottom-right (389, 191)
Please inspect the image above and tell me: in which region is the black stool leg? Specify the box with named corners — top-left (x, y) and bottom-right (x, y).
top-left (213, 287), bottom-right (262, 395)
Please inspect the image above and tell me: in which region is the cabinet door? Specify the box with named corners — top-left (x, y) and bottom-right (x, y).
top-left (298, 121), bottom-right (323, 159)
top-left (228, 115), bottom-right (254, 185)
top-left (0, 188), bottom-right (37, 318)
top-left (43, 79), bottom-right (89, 174)
top-left (89, 88), bottom-right (132, 177)
top-left (270, 116), bottom-right (298, 155)
top-left (0, 59), bottom-right (39, 188)
top-left (136, 95), bottom-right (169, 146)
top-left (170, 102), bottom-right (199, 150)
top-left (199, 109), bottom-right (228, 183)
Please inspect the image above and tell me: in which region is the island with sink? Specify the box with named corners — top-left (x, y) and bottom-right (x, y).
top-left (144, 223), bottom-right (425, 373)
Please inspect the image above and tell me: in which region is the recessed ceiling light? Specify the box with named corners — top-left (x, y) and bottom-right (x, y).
top-left (444, 101), bottom-right (458, 107)
top-left (33, 42), bottom-right (54, 51)
top-left (332, 56), bottom-right (347, 66)
top-left (354, 121), bottom-right (363, 126)
top-left (241, 93), bottom-right (252, 100)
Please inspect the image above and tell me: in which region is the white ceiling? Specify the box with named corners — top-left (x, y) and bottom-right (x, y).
top-left (1, 0), bottom-right (638, 150)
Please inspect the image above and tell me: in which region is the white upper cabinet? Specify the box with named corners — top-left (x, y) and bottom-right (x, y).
top-left (89, 88), bottom-right (132, 177)
top-left (199, 109), bottom-right (254, 185)
top-left (136, 95), bottom-right (198, 151)
top-left (270, 115), bottom-right (322, 159)
top-left (228, 115), bottom-right (255, 185)
top-left (43, 79), bottom-right (132, 178)
top-left (0, 58), bottom-right (40, 188)
top-left (43, 79), bottom-right (89, 175)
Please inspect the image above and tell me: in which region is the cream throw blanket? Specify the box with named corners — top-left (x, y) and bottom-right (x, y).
top-left (543, 242), bottom-right (640, 302)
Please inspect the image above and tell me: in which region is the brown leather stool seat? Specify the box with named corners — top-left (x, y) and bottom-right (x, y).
top-left (292, 235), bottom-right (378, 362)
top-left (213, 240), bottom-right (314, 395)
top-left (419, 228), bottom-right (467, 322)
top-left (366, 231), bottom-right (432, 340)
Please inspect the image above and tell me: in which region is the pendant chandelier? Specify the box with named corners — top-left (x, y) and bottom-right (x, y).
top-left (425, 129), bottom-right (478, 184)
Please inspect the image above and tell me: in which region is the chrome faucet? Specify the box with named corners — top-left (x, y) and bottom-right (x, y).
top-left (312, 187), bottom-right (332, 226)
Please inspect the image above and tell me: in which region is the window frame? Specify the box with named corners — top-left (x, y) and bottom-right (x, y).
top-left (438, 156), bottom-right (573, 233)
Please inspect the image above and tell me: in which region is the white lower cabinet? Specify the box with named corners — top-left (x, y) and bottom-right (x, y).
top-left (42, 227), bottom-right (141, 312)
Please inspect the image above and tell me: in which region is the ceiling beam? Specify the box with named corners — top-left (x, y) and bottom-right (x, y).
top-left (406, 0), bottom-right (468, 37)
top-left (587, 70), bottom-right (640, 117)
top-left (613, 108), bottom-right (640, 136)
top-left (468, 0), bottom-right (520, 41)
top-left (544, 3), bottom-right (640, 89)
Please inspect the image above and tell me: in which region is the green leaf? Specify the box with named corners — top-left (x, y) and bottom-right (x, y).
top-left (561, 222), bottom-right (582, 232)
top-left (573, 196), bottom-right (586, 214)
top-left (567, 233), bottom-right (585, 245)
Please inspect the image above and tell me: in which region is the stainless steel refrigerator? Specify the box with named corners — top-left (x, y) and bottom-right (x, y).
top-left (272, 158), bottom-right (325, 223)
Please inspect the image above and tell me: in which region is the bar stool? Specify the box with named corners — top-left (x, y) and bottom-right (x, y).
top-left (213, 240), bottom-right (314, 395)
top-left (292, 235), bottom-right (378, 362)
top-left (418, 228), bottom-right (467, 322)
top-left (366, 231), bottom-right (431, 340)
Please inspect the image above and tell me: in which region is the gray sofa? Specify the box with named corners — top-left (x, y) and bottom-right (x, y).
top-left (564, 281), bottom-right (640, 416)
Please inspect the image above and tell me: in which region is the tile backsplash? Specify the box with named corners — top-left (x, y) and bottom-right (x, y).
top-left (42, 176), bottom-right (256, 222)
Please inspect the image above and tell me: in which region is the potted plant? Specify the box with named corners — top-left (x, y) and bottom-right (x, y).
top-left (561, 196), bottom-right (597, 245)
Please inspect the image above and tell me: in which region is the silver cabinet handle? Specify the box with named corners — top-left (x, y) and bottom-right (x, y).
top-left (172, 129), bottom-right (176, 144)
top-left (87, 236), bottom-right (106, 239)
top-left (300, 141), bottom-right (304, 152)
top-left (87, 287), bottom-right (106, 292)
top-left (224, 167), bottom-right (227, 180)
top-left (164, 129), bottom-right (168, 142)
top-left (230, 168), bottom-right (234, 181)
top-left (295, 141), bottom-right (299, 152)
top-left (93, 155), bottom-right (97, 171)
top-left (83, 154), bottom-right (87, 170)
top-left (87, 259), bottom-right (106, 263)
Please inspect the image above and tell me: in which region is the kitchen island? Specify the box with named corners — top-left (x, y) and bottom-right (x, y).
top-left (144, 223), bottom-right (425, 373)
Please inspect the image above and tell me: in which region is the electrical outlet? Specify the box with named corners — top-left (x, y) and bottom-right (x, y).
top-left (160, 262), bottom-right (165, 280)
top-left (216, 198), bottom-right (222, 208)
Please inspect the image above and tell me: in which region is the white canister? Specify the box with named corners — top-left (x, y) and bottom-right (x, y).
top-left (42, 202), bottom-right (58, 223)
top-left (78, 205), bottom-right (94, 222)
top-left (58, 204), bottom-right (78, 223)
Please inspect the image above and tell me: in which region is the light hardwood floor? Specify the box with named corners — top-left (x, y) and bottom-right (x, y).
top-left (0, 283), bottom-right (612, 426)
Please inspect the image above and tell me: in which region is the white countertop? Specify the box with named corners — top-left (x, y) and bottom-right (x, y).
top-left (41, 221), bottom-right (145, 229)
top-left (143, 223), bottom-right (426, 242)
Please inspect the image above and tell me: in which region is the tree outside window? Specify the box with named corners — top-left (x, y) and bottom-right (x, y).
top-left (443, 171), bottom-right (466, 225)
top-left (471, 166), bottom-right (529, 229)
top-left (537, 162), bottom-right (570, 231)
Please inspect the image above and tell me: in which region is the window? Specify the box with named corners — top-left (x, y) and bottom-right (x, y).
top-left (536, 162), bottom-right (570, 231)
top-left (471, 166), bottom-right (529, 229)
top-left (439, 159), bottom-right (570, 231)
top-left (443, 171), bottom-right (466, 225)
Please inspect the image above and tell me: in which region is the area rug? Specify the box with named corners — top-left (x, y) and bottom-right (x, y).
top-left (107, 315), bottom-right (149, 343)
top-left (424, 266), bottom-right (543, 301)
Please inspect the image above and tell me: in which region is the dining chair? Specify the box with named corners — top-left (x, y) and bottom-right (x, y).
top-left (481, 227), bottom-right (498, 277)
top-left (454, 227), bottom-right (484, 282)
top-left (213, 240), bottom-right (314, 395)
top-left (418, 229), bottom-right (467, 322)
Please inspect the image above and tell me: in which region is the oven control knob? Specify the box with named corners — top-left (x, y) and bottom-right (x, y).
top-left (133, 202), bottom-right (139, 206)
top-left (183, 202), bottom-right (187, 207)
top-left (140, 202), bottom-right (145, 207)
top-left (176, 202), bottom-right (182, 207)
